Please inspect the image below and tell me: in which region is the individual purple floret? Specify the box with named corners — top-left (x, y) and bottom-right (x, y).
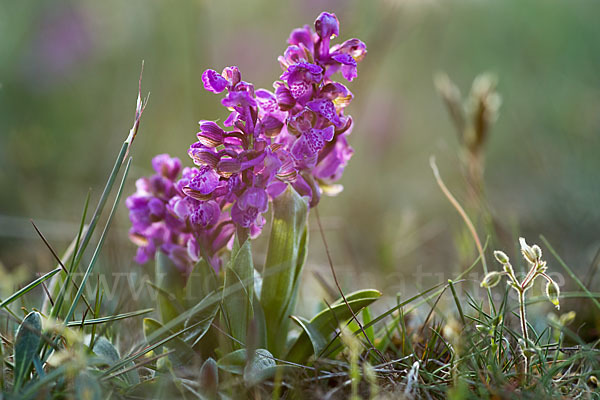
top-left (128, 12), bottom-right (366, 271)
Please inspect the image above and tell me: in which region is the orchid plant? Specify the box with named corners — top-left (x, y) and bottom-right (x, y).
top-left (126, 12), bottom-right (379, 371)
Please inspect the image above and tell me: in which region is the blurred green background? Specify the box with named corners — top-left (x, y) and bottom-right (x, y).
top-left (1, 0), bottom-right (599, 304)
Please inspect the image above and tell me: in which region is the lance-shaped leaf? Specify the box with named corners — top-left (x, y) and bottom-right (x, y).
top-left (182, 259), bottom-right (220, 354)
top-left (185, 258), bottom-right (218, 307)
top-left (155, 251), bottom-right (186, 328)
top-left (260, 185), bottom-right (308, 357)
top-left (217, 349), bottom-right (247, 375)
top-left (222, 235), bottom-right (254, 349)
top-left (198, 357), bottom-right (219, 399)
top-left (91, 337), bottom-right (140, 385)
top-left (243, 348), bottom-right (276, 387)
top-left (13, 311), bottom-right (42, 391)
top-left (286, 289), bottom-right (382, 363)
top-left (217, 348), bottom-right (289, 386)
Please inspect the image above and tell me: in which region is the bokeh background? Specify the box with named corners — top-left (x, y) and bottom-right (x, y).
top-left (1, 0), bottom-right (599, 319)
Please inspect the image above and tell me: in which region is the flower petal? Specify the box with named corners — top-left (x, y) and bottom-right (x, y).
top-left (202, 69), bottom-right (228, 93)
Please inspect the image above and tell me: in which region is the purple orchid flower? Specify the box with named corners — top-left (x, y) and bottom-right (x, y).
top-left (128, 12), bottom-right (366, 271)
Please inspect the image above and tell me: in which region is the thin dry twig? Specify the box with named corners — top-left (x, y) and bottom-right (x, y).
top-left (429, 156), bottom-right (488, 274)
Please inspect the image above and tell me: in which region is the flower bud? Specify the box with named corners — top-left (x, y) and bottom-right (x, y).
top-left (275, 83), bottom-right (296, 111)
top-left (199, 358), bottom-right (219, 399)
top-left (493, 250), bottom-right (510, 264)
top-left (197, 121), bottom-right (225, 147)
top-left (546, 279), bottom-right (560, 310)
top-left (532, 244), bottom-right (542, 260)
top-left (315, 12), bottom-right (339, 40)
top-left (519, 237), bottom-right (537, 264)
top-left (480, 271), bottom-right (503, 288)
top-left (261, 115), bottom-right (284, 137)
top-left (503, 262), bottom-right (515, 277)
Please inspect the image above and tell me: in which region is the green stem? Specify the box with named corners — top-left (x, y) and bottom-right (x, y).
top-left (518, 291), bottom-right (528, 344)
top-left (518, 289), bottom-right (530, 380)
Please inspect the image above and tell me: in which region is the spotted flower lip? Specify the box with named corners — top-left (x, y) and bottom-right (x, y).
top-left (306, 98), bottom-right (342, 127)
top-left (290, 125), bottom-right (335, 169)
top-left (190, 200), bottom-right (220, 227)
top-left (231, 187), bottom-right (269, 228)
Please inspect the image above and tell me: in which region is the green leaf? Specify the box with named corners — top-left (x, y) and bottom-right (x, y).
top-left (217, 349), bottom-right (247, 375)
top-left (13, 311), bottom-right (42, 391)
top-left (243, 349), bottom-right (276, 387)
top-left (260, 186), bottom-right (308, 357)
top-left (286, 289), bottom-right (382, 363)
top-left (155, 251), bottom-right (186, 328)
top-left (250, 294), bottom-right (267, 350)
top-left (185, 258), bottom-right (218, 307)
top-left (75, 372), bottom-right (102, 400)
top-left (92, 337), bottom-right (120, 365)
top-left (361, 307), bottom-right (375, 345)
top-left (184, 297), bottom-right (219, 349)
top-left (217, 348), bottom-right (280, 386)
top-left (222, 235), bottom-right (254, 348)
top-left (331, 289), bottom-right (383, 305)
top-left (198, 357), bottom-right (219, 399)
top-left (182, 261), bottom-right (220, 354)
top-left (289, 315), bottom-right (328, 357)
top-left (91, 337), bottom-right (140, 385)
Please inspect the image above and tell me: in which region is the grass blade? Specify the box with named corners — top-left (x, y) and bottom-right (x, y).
top-left (67, 308), bottom-right (153, 327)
top-left (0, 268), bottom-right (61, 309)
top-left (64, 158), bottom-right (133, 324)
